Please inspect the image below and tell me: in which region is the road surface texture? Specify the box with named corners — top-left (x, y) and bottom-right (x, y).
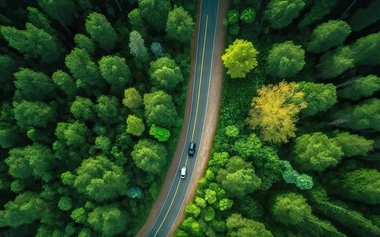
top-left (136, 0), bottom-right (229, 236)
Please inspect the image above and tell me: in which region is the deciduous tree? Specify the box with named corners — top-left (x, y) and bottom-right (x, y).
top-left (87, 205), bottom-right (128, 236)
top-left (144, 90), bottom-right (177, 128)
top-left (264, 0), bottom-right (305, 29)
top-left (339, 75), bottom-right (380, 101)
top-left (226, 213), bottom-right (274, 237)
top-left (166, 6), bottom-right (194, 42)
top-left (70, 96), bottom-right (96, 121)
top-left (13, 101), bottom-right (56, 129)
top-left (131, 139), bottom-right (167, 174)
top-left (65, 48), bottom-right (103, 88)
top-left (37, 0), bottom-right (76, 27)
top-left (149, 57), bottom-right (183, 91)
top-left (85, 12), bottom-right (117, 52)
top-left (122, 87), bottom-right (143, 109)
top-left (331, 132), bottom-right (374, 157)
top-left (267, 41), bottom-right (305, 78)
top-left (13, 68), bottom-right (56, 101)
top-left (350, 31), bottom-right (380, 65)
top-left (52, 70), bottom-right (77, 98)
top-left (221, 39), bottom-right (259, 78)
top-left (294, 132), bottom-right (343, 172)
top-left (74, 34), bottom-right (95, 55)
top-left (349, 0), bottom-right (380, 32)
top-left (126, 114), bottom-right (145, 136)
top-left (298, 82), bottom-right (337, 117)
top-left (240, 7), bottom-right (256, 23)
top-left (1, 23), bottom-right (61, 63)
top-left (138, 0), bottom-right (171, 31)
top-left (95, 95), bottom-right (120, 123)
top-left (247, 81), bottom-right (306, 143)
top-left (149, 124), bottom-right (170, 141)
top-left (98, 55), bottom-right (131, 89)
top-left (307, 20), bottom-right (351, 53)
top-left (317, 46), bottom-right (355, 79)
top-left (298, 0), bottom-right (338, 28)
top-left (71, 156), bottom-right (128, 202)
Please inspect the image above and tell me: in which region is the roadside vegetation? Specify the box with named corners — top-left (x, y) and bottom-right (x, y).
top-left (0, 0), bottom-right (197, 236)
top-left (177, 0), bottom-right (380, 236)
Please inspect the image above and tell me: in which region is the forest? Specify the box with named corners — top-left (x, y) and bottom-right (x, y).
top-left (0, 0), bottom-right (197, 236)
top-left (176, 0), bottom-right (380, 237)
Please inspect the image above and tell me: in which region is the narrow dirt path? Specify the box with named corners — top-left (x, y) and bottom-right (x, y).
top-left (136, 0), bottom-right (229, 236)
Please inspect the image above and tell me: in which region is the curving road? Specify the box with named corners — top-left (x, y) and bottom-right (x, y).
top-left (147, 0), bottom-right (220, 236)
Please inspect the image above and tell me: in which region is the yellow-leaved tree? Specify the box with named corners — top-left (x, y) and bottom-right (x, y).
top-left (246, 81), bottom-right (307, 143)
top-left (221, 39), bottom-right (259, 78)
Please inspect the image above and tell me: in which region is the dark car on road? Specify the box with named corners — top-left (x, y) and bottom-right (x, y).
top-left (188, 142), bottom-right (196, 156)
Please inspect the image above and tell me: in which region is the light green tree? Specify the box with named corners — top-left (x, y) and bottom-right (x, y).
top-left (122, 87), bottom-right (143, 109)
top-left (144, 90), bottom-right (177, 128)
top-left (226, 213), bottom-right (274, 237)
top-left (126, 114), bottom-right (145, 136)
top-left (221, 39), bottom-right (259, 78)
top-left (149, 124), bottom-right (170, 142)
top-left (267, 41), bottom-right (305, 78)
top-left (240, 7), bottom-right (256, 23)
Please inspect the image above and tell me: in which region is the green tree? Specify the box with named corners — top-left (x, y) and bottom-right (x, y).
top-left (226, 213), bottom-right (274, 237)
top-left (166, 6), bottom-right (195, 42)
top-left (13, 68), bottom-right (56, 101)
top-left (271, 192), bottom-right (312, 226)
top-left (149, 57), bottom-right (183, 91)
top-left (37, 0), bottom-right (76, 27)
top-left (332, 132), bottom-right (374, 157)
top-left (55, 121), bottom-right (89, 148)
top-left (225, 125), bottom-right (239, 138)
top-left (128, 8), bottom-right (143, 30)
top-left (27, 7), bottom-right (54, 36)
top-left (0, 23), bottom-right (61, 63)
top-left (98, 55), bottom-right (131, 89)
top-left (129, 30), bottom-right (149, 62)
top-left (264, 0), bottom-right (305, 29)
top-left (240, 7), bottom-right (256, 23)
top-left (5, 143), bottom-right (55, 182)
top-left (87, 205), bottom-right (128, 236)
top-left (267, 41), bottom-right (305, 78)
top-left (0, 54), bottom-right (17, 84)
top-left (299, 1), bottom-right (338, 27)
top-left (70, 207), bottom-right (87, 224)
top-left (122, 87), bottom-right (143, 109)
top-left (307, 20), bottom-right (351, 53)
top-left (298, 82), bottom-right (337, 117)
top-left (52, 70), bottom-right (77, 97)
top-left (144, 90), bottom-right (177, 128)
top-left (233, 133), bottom-right (262, 159)
top-left (0, 192), bottom-right (47, 227)
top-left (217, 156), bottom-right (261, 198)
top-left (339, 75), bottom-right (380, 101)
top-left (317, 46), bottom-right (354, 79)
top-left (332, 98), bottom-right (380, 130)
top-left (294, 132), bottom-right (343, 172)
top-left (349, 0), bottom-right (380, 32)
top-left (95, 95), bottom-right (120, 123)
top-left (13, 101), bottom-right (56, 129)
top-left (85, 12), bottom-right (117, 52)
top-left (74, 34), bottom-right (95, 55)
top-left (70, 156), bottom-right (128, 202)
top-left (149, 124), bottom-right (170, 141)
top-left (138, 0), bottom-right (171, 31)
top-left (58, 196), bottom-right (72, 211)
top-left (94, 135), bottom-right (111, 152)
top-left (65, 48), bottom-right (103, 88)
top-left (131, 139), bottom-right (167, 174)
top-left (70, 96), bottom-right (96, 121)
top-left (350, 31), bottom-right (380, 65)
top-left (126, 114), bottom-right (145, 136)
top-left (226, 9), bottom-right (239, 24)
top-left (221, 39), bottom-right (259, 78)
top-left (331, 168), bottom-right (380, 205)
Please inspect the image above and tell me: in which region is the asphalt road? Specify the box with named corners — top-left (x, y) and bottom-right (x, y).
top-left (147, 0), bottom-right (220, 236)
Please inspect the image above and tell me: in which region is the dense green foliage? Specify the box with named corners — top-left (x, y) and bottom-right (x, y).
top-left (0, 0), bottom-right (196, 236)
top-left (178, 0), bottom-right (380, 236)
